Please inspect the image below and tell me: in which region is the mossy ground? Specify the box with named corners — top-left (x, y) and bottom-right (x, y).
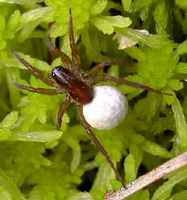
top-left (0, 0), bottom-right (187, 200)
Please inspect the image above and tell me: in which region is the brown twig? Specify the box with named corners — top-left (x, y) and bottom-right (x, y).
top-left (105, 152), bottom-right (187, 200)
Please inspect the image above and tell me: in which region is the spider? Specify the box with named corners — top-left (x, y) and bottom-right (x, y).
top-left (13, 11), bottom-right (166, 185)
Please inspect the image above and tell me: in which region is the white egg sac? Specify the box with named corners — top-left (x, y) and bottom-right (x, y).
top-left (83, 85), bottom-right (128, 130)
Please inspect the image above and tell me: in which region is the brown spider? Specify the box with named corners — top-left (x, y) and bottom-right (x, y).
top-left (13, 11), bottom-right (166, 185)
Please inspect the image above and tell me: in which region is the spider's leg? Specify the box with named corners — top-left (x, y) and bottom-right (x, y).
top-left (13, 51), bottom-right (55, 86)
top-left (77, 105), bottom-right (124, 185)
top-left (46, 35), bottom-right (72, 69)
top-left (57, 96), bottom-right (71, 129)
top-left (68, 9), bottom-right (81, 70)
top-left (86, 62), bottom-right (111, 77)
top-left (103, 75), bottom-right (171, 95)
top-left (15, 83), bottom-right (61, 95)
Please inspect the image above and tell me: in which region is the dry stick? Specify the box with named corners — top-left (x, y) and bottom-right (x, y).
top-left (105, 152), bottom-right (187, 200)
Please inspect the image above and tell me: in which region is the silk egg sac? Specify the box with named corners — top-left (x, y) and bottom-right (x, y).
top-left (83, 85), bottom-right (128, 130)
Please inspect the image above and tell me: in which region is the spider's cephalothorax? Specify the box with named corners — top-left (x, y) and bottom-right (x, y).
top-left (13, 10), bottom-right (166, 185)
top-left (51, 66), bottom-right (93, 104)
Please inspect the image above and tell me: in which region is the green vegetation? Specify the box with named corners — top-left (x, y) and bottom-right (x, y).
top-left (0, 0), bottom-right (187, 199)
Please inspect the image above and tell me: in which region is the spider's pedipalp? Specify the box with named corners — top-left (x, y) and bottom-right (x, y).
top-left (57, 96), bottom-right (71, 129)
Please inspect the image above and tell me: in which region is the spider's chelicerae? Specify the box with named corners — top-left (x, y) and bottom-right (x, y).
top-left (13, 12), bottom-right (165, 185)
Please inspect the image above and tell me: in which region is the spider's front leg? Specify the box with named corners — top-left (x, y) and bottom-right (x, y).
top-left (47, 10), bottom-right (81, 72)
top-left (68, 9), bottom-right (81, 71)
top-left (15, 83), bottom-right (62, 95)
top-left (13, 51), bottom-right (55, 86)
top-left (46, 34), bottom-right (72, 69)
top-left (77, 105), bottom-right (124, 185)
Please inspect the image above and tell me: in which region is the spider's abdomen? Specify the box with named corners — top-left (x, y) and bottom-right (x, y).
top-left (51, 66), bottom-right (93, 104)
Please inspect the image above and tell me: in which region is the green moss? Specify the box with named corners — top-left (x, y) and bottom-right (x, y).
top-left (0, 0), bottom-right (186, 199)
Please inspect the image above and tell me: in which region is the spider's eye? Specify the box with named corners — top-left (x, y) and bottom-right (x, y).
top-left (49, 66), bottom-right (64, 80)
